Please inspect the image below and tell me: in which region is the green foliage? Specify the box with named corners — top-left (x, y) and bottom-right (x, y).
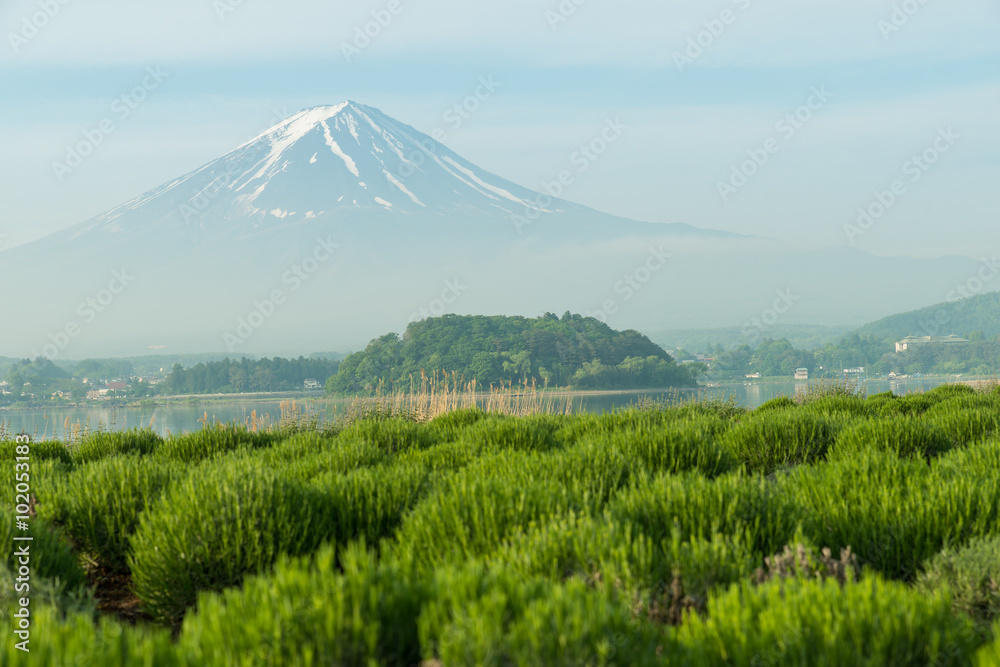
top-left (397, 439), bottom-right (486, 473)
top-left (416, 562), bottom-right (550, 664)
top-left (337, 417), bottom-right (440, 454)
top-left (975, 622), bottom-right (1000, 666)
top-left (252, 433), bottom-right (387, 483)
top-left (611, 473), bottom-right (798, 560)
top-left (3, 356), bottom-right (70, 386)
top-left (721, 411), bottom-right (839, 473)
top-left (933, 436), bottom-right (1000, 480)
top-left (0, 563), bottom-right (94, 618)
top-left (0, 438), bottom-right (72, 465)
top-left (17, 398), bottom-right (1000, 664)
top-left (502, 579), bottom-right (664, 667)
top-left (2, 459), bottom-right (73, 519)
top-left (73, 357), bottom-right (135, 380)
top-left (308, 464), bottom-right (430, 547)
top-left (129, 459), bottom-right (336, 623)
top-left (417, 562), bottom-right (671, 666)
top-left (72, 428), bottom-right (162, 464)
top-left (798, 394), bottom-right (874, 419)
top-left (491, 512), bottom-right (753, 617)
top-left (830, 418), bottom-right (953, 462)
top-left (592, 416), bottom-right (736, 478)
top-left (328, 313), bottom-right (695, 393)
top-left (917, 535), bottom-right (1000, 625)
top-left (459, 414), bottom-right (562, 454)
top-left (154, 425), bottom-right (280, 463)
top-left (630, 396), bottom-right (747, 422)
top-left (929, 383), bottom-right (979, 398)
top-left (557, 406), bottom-right (724, 445)
top-left (0, 515), bottom-right (85, 592)
top-left (879, 391), bottom-right (939, 416)
top-left (784, 442), bottom-right (1000, 580)
top-left (0, 605), bottom-right (176, 665)
top-left (395, 458), bottom-right (591, 570)
top-left (548, 438), bottom-right (636, 507)
top-left (755, 396), bottom-right (797, 412)
top-left (161, 355), bottom-right (340, 395)
top-left (679, 575), bottom-right (982, 666)
top-left (427, 406), bottom-right (488, 440)
top-left (570, 355), bottom-right (699, 391)
top-left (715, 292), bottom-right (1000, 376)
top-left (180, 544), bottom-right (427, 667)
top-left (923, 407), bottom-right (1000, 447)
top-left (39, 455), bottom-right (180, 571)
top-left (859, 291), bottom-right (1000, 341)
top-left (712, 337), bottom-right (818, 377)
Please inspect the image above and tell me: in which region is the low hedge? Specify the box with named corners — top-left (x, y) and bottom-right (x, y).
top-left (129, 459), bottom-right (336, 623)
top-left (41, 455), bottom-right (181, 571)
top-left (154, 426), bottom-right (280, 463)
top-left (72, 429), bottom-right (162, 464)
top-left (720, 411), bottom-right (839, 474)
top-left (829, 418), bottom-right (953, 462)
top-left (679, 575), bottom-right (982, 666)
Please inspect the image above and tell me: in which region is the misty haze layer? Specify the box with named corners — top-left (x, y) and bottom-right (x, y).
top-left (0, 102), bottom-right (986, 360)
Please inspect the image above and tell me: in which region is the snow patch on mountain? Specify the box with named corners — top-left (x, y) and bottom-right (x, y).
top-left (50, 100), bottom-right (713, 247)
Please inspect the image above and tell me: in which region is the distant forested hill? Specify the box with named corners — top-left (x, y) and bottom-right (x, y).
top-left (707, 290), bottom-right (1000, 378)
top-left (328, 313), bottom-right (700, 394)
top-left (856, 290), bottom-right (1000, 342)
top-left (161, 357), bottom-right (340, 394)
top-left (650, 324), bottom-right (851, 354)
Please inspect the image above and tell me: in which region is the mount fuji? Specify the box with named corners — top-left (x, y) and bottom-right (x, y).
top-left (55, 101), bottom-right (706, 247)
top-left (0, 102), bottom-right (983, 358)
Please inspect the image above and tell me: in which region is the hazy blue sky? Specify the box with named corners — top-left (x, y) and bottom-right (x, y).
top-left (1, 0), bottom-right (998, 259)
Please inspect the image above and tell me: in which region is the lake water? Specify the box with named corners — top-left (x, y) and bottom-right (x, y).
top-left (0, 377), bottom-right (961, 441)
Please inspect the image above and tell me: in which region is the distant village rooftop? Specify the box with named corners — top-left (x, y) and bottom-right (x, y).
top-left (895, 334), bottom-right (970, 353)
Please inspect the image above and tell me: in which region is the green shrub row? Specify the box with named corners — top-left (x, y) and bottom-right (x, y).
top-left (72, 428), bottom-right (163, 464)
top-left (129, 458), bottom-right (336, 623)
top-left (783, 440), bottom-right (1000, 580)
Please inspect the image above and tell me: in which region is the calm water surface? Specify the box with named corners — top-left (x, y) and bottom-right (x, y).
top-left (0, 378), bottom-right (960, 440)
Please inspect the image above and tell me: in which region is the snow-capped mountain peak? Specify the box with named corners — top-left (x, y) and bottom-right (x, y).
top-left (84, 101), bottom-right (566, 240)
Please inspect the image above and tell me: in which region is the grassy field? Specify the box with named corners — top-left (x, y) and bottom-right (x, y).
top-left (2, 384), bottom-right (1000, 665)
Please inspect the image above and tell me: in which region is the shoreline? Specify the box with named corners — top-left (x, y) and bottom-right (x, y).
top-left (2, 375), bottom-right (990, 414)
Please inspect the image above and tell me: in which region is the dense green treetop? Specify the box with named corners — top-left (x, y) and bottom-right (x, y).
top-left (327, 312), bottom-right (699, 394)
top-left (161, 356), bottom-right (340, 395)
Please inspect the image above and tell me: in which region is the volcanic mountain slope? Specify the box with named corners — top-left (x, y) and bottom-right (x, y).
top-left (54, 101), bottom-right (713, 250)
top-left (0, 102), bottom-right (985, 358)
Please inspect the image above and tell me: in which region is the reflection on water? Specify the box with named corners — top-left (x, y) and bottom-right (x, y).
top-left (0, 377), bottom-right (962, 441)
